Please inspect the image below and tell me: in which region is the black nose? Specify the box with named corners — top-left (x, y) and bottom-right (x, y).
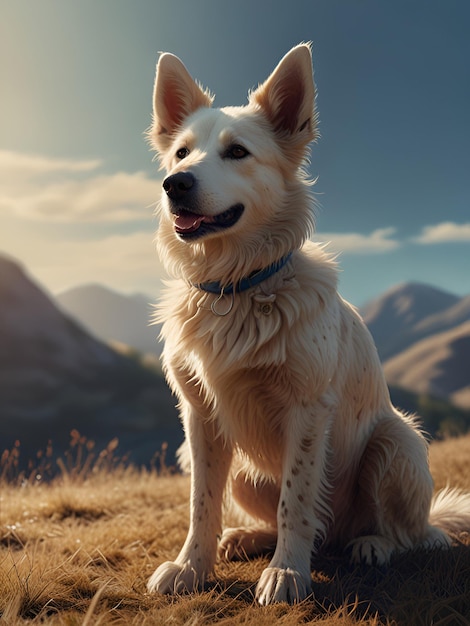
top-left (162, 172), bottom-right (196, 201)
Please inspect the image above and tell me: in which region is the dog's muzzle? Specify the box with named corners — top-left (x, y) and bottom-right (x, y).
top-left (162, 172), bottom-right (244, 239)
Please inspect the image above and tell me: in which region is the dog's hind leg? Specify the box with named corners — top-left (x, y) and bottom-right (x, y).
top-left (347, 412), bottom-right (443, 565)
top-left (219, 471), bottom-right (279, 561)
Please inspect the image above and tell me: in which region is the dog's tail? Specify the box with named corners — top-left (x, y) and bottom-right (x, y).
top-left (429, 486), bottom-right (470, 535)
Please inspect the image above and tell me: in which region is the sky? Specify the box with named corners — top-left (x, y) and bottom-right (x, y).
top-left (1, 0), bottom-right (469, 306)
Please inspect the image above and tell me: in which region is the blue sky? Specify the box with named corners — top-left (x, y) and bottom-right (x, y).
top-left (1, 0), bottom-right (469, 305)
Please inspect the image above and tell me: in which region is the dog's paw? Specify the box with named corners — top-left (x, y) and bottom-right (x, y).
top-left (255, 566), bottom-right (311, 605)
top-left (147, 560), bottom-right (202, 595)
top-left (218, 527), bottom-right (249, 561)
top-left (347, 535), bottom-right (395, 566)
top-left (218, 527), bottom-right (276, 561)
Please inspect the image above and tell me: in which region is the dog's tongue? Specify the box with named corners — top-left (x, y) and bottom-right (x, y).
top-left (174, 212), bottom-right (205, 233)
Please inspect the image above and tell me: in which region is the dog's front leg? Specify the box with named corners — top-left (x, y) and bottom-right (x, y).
top-left (256, 402), bottom-right (332, 605)
top-left (148, 408), bottom-right (232, 595)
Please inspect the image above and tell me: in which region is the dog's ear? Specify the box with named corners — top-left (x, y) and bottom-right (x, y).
top-left (150, 53), bottom-right (213, 153)
top-left (250, 43), bottom-right (318, 148)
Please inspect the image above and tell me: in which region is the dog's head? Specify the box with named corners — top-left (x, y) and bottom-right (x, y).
top-left (149, 44), bottom-right (318, 285)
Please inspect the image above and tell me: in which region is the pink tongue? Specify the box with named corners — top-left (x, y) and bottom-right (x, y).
top-left (174, 213), bottom-right (205, 233)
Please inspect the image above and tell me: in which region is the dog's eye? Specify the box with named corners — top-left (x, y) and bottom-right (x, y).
top-left (176, 147), bottom-right (190, 160)
top-left (226, 144), bottom-right (250, 160)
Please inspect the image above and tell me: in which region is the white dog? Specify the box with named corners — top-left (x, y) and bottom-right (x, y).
top-left (147, 44), bottom-right (470, 605)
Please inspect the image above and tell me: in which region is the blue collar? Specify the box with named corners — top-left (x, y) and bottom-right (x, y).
top-left (193, 252), bottom-right (293, 295)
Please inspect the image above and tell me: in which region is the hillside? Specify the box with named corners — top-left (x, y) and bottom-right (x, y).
top-left (57, 284), bottom-right (162, 358)
top-left (384, 321), bottom-right (470, 409)
top-left (361, 282), bottom-right (470, 410)
top-left (361, 282), bottom-right (461, 361)
top-left (55, 279), bottom-right (470, 414)
top-left (412, 294), bottom-right (470, 339)
top-left (0, 254), bottom-right (181, 470)
top-left (1, 435), bottom-right (470, 625)
top-left (1, 254), bottom-right (468, 475)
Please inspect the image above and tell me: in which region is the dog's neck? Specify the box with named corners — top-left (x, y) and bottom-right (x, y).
top-left (191, 252), bottom-right (293, 295)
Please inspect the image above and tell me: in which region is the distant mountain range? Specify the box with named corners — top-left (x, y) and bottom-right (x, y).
top-left (361, 282), bottom-right (469, 359)
top-left (57, 278), bottom-right (470, 411)
top-left (384, 321), bottom-right (470, 410)
top-left (57, 284), bottom-right (162, 358)
top-left (1, 252), bottom-right (469, 474)
top-left (0, 254), bottom-right (181, 471)
top-left (361, 282), bottom-right (470, 409)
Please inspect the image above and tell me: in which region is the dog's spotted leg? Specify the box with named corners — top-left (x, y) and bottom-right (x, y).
top-left (148, 407), bottom-right (232, 595)
top-left (256, 400), bottom-right (332, 605)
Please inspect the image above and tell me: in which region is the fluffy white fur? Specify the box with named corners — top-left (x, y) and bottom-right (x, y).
top-left (146, 44), bottom-right (470, 605)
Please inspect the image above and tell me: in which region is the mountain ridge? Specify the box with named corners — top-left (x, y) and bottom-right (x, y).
top-left (0, 253), bottom-right (181, 469)
top-left (56, 277), bottom-right (470, 410)
top-left (384, 321), bottom-right (470, 409)
top-left (361, 281), bottom-right (462, 361)
top-left (1, 253), bottom-right (468, 473)
top-left (56, 283), bottom-right (162, 358)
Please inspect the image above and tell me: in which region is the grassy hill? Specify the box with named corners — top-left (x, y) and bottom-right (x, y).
top-left (1, 435), bottom-right (470, 625)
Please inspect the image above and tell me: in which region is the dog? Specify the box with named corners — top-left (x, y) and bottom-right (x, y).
top-left (146, 43), bottom-right (470, 605)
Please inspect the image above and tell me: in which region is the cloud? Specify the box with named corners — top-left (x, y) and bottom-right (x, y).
top-left (48, 232), bottom-right (165, 294)
top-left (0, 150), bottom-right (162, 222)
top-left (313, 227), bottom-right (400, 254)
top-left (0, 149), bottom-right (404, 298)
top-left (0, 227), bottom-right (166, 296)
top-left (0, 150), bottom-right (102, 176)
top-left (413, 222), bottom-right (470, 244)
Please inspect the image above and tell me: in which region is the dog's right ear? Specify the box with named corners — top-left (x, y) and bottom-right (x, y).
top-left (250, 43), bottom-right (318, 162)
top-left (150, 53), bottom-right (213, 153)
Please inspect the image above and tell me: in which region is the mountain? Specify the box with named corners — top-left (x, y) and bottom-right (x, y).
top-left (384, 321), bottom-right (470, 409)
top-left (412, 295), bottom-right (470, 339)
top-left (0, 254), bottom-right (181, 470)
top-left (1, 256), bottom-right (468, 473)
top-left (360, 282), bottom-right (470, 410)
top-left (57, 279), bottom-right (470, 413)
top-left (361, 282), bottom-right (462, 361)
top-left (56, 284), bottom-right (162, 358)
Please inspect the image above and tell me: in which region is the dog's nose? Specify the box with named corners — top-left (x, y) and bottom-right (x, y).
top-left (162, 172), bottom-right (195, 200)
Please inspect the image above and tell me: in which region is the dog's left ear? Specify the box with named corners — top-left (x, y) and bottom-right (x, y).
top-left (150, 53), bottom-right (213, 153)
top-left (250, 43), bottom-right (317, 148)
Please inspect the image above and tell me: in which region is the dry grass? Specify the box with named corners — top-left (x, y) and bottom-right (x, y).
top-left (1, 435), bottom-right (470, 625)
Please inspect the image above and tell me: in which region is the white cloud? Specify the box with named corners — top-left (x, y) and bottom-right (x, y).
top-left (0, 149), bottom-right (404, 297)
top-left (0, 150), bottom-right (162, 222)
top-left (413, 222), bottom-right (470, 244)
top-left (313, 227), bottom-right (400, 254)
top-left (48, 232), bottom-right (165, 295)
top-left (0, 149), bottom-right (102, 176)
top-left (0, 227), bottom-right (166, 297)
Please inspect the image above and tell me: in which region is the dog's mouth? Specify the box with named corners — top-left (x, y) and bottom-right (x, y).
top-left (172, 204), bottom-right (244, 239)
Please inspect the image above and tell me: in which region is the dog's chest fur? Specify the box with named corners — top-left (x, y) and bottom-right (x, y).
top-left (159, 247), bottom-right (352, 475)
